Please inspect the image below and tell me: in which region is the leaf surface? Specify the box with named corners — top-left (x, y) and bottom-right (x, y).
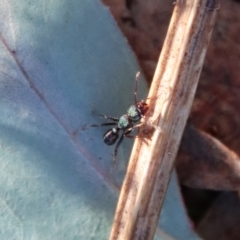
top-left (0, 0), bottom-right (199, 239)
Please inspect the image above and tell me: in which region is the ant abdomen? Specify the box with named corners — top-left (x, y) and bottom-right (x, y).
top-left (103, 128), bottom-right (119, 145)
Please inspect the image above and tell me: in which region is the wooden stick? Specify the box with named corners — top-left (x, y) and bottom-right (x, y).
top-left (109, 0), bottom-right (219, 239)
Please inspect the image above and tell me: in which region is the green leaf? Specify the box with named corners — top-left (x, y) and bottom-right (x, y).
top-left (0, 0), bottom-right (200, 239)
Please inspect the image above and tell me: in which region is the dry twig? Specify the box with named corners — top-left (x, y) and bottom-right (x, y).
top-left (110, 0), bottom-right (219, 239)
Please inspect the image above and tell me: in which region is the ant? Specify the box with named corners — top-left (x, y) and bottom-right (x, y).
top-left (83, 72), bottom-right (150, 162)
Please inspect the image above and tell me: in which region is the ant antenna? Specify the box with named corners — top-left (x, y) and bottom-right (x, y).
top-left (134, 72), bottom-right (140, 104)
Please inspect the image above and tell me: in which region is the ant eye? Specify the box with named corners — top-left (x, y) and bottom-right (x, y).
top-left (103, 129), bottom-right (119, 145)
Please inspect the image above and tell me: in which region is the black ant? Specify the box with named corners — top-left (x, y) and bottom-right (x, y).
top-left (83, 72), bottom-right (150, 162)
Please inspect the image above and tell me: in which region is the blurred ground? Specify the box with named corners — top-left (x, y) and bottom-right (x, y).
top-left (101, 0), bottom-right (240, 239)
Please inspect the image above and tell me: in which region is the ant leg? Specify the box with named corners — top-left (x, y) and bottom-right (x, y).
top-left (140, 116), bottom-right (162, 132)
top-left (125, 125), bottom-right (156, 145)
top-left (124, 126), bottom-right (150, 143)
top-left (123, 126), bottom-right (140, 139)
top-left (112, 128), bottom-right (136, 162)
top-left (134, 72), bottom-right (141, 104)
top-left (98, 114), bottom-right (119, 122)
top-left (145, 120), bottom-right (162, 132)
top-left (124, 133), bottom-right (140, 139)
top-left (82, 122), bottom-right (117, 130)
top-left (112, 131), bottom-right (127, 163)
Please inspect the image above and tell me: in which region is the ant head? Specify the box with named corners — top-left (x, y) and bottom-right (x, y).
top-left (137, 100), bottom-right (149, 116)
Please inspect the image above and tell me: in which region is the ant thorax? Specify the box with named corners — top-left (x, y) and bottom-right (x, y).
top-left (118, 114), bottom-right (133, 129)
top-left (127, 100), bottom-right (149, 122)
top-left (127, 105), bottom-right (141, 122)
